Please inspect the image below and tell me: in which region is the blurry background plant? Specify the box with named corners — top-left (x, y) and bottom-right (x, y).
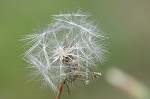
top-left (0, 0), bottom-right (150, 99)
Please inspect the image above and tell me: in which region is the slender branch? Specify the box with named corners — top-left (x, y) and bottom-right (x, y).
top-left (56, 83), bottom-right (63, 99)
top-left (64, 81), bottom-right (70, 95)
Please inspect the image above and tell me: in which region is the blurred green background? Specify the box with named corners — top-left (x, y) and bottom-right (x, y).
top-left (0, 0), bottom-right (150, 99)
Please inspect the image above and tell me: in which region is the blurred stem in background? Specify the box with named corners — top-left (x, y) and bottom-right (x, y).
top-left (105, 67), bottom-right (150, 99)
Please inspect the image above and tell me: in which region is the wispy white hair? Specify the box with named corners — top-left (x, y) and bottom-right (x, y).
top-left (23, 11), bottom-right (106, 92)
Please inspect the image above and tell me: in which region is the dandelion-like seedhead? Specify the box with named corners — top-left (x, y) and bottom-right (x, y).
top-left (23, 11), bottom-right (106, 93)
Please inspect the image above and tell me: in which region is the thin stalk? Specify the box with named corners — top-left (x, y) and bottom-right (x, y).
top-left (56, 83), bottom-right (63, 99)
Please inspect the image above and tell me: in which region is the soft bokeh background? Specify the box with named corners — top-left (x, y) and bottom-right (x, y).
top-left (0, 0), bottom-right (150, 99)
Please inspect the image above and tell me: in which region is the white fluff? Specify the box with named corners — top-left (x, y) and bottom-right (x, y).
top-left (23, 11), bottom-right (106, 93)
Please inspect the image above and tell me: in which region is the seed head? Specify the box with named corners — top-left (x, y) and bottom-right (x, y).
top-left (23, 11), bottom-right (107, 93)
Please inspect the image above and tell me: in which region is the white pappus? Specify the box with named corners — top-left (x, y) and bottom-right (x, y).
top-left (23, 11), bottom-right (107, 93)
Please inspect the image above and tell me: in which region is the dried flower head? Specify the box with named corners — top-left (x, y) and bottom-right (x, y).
top-left (23, 11), bottom-right (106, 94)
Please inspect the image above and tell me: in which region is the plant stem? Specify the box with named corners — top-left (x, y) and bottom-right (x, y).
top-left (56, 83), bottom-right (63, 99)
